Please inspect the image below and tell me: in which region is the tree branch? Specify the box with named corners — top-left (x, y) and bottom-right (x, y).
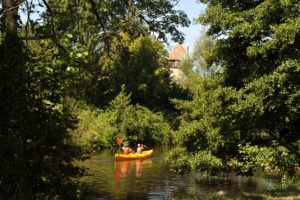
top-left (87, 0), bottom-right (113, 58)
top-left (0, 0), bottom-right (27, 19)
top-left (41, 0), bottom-right (66, 52)
top-left (138, 14), bottom-right (169, 45)
top-left (20, 36), bottom-right (55, 40)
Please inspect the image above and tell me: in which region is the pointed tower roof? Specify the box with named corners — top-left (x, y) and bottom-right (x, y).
top-left (167, 44), bottom-right (188, 61)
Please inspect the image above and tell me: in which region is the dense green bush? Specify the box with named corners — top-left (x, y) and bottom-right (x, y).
top-left (166, 147), bottom-right (191, 174)
top-left (168, 64), bottom-right (299, 178)
top-left (70, 87), bottom-right (173, 150)
top-left (167, 75), bottom-right (238, 175)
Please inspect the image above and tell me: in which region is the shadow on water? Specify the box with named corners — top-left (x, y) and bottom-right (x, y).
top-left (77, 146), bottom-right (286, 200)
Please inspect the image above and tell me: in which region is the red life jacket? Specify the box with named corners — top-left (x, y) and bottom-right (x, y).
top-left (123, 147), bottom-right (129, 155)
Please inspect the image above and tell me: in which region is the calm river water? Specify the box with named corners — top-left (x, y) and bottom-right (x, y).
top-left (78, 146), bottom-right (280, 199)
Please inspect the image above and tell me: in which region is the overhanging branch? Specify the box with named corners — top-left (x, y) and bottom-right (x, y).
top-left (19, 35), bottom-right (66, 52)
top-left (138, 14), bottom-right (169, 45)
top-left (87, 0), bottom-right (115, 59)
top-left (20, 35), bottom-right (55, 40)
top-left (41, 0), bottom-right (66, 52)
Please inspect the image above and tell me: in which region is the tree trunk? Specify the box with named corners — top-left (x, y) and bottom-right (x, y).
top-left (2, 0), bottom-right (18, 31)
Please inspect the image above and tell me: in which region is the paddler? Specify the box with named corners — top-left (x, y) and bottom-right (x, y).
top-left (122, 143), bottom-right (135, 155)
top-left (136, 143), bottom-right (144, 154)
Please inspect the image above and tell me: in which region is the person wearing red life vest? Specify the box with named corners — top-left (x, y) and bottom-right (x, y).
top-left (122, 143), bottom-right (135, 155)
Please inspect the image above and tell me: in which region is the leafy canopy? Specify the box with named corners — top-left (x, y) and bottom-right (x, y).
top-left (168, 0), bottom-right (300, 180)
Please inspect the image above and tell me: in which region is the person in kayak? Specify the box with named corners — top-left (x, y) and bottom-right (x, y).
top-left (136, 143), bottom-right (144, 154)
top-left (122, 143), bottom-right (135, 155)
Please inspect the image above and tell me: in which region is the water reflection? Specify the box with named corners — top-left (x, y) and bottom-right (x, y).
top-left (114, 160), bottom-right (153, 183)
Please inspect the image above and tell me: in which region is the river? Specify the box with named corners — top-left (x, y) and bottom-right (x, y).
top-left (77, 146), bottom-right (280, 199)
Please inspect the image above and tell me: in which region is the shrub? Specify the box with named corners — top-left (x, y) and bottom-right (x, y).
top-left (69, 88), bottom-right (173, 150)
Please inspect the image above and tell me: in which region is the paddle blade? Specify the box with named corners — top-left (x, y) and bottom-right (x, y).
top-left (116, 137), bottom-right (123, 144)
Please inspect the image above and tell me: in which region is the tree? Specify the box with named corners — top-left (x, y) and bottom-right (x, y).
top-left (191, 31), bottom-right (217, 77)
top-left (196, 0), bottom-right (300, 153)
top-left (1, 0), bottom-right (90, 198)
top-left (96, 33), bottom-right (187, 109)
top-left (0, 32), bottom-right (90, 200)
top-left (197, 0), bottom-right (299, 88)
top-left (177, 30), bottom-right (217, 86)
top-left (168, 0), bottom-right (300, 180)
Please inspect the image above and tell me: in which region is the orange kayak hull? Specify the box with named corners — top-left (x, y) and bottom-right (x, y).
top-left (115, 150), bottom-right (154, 161)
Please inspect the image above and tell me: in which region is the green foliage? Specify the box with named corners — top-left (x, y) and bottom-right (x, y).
top-left (70, 103), bottom-right (114, 151)
top-left (21, 0), bottom-right (190, 106)
top-left (42, 0), bottom-right (190, 48)
top-left (177, 30), bottom-right (219, 87)
top-left (169, 60), bottom-right (300, 178)
top-left (95, 33), bottom-right (190, 110)
top-left (167, 146), bottom-right (223, 175)
top-left (70, 88), bottom-right (173, 150)
top-left (190, 151), bottom-right (223, 174)
top-left (168, 75), bottom-right (239, 174)
top-left (0, 33), bottom-right (89, 199)
top-left (197, 0), bottom-right (300, 87)
top-left (1, 0), bottom-right (191, 198)
top-left (230, 60), bottom-right (300, 151)
top-left (227, 142), bottom-right (299, 186)
top-left (191, 30), bottom-right (218, 77)
top-left (168, 0), bottom-right (300, 182)
top-left (167, 147), bottom-right (191, 174)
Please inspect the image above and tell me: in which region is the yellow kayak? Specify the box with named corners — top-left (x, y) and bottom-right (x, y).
top-left (115, 150), bottom-right (154, 161)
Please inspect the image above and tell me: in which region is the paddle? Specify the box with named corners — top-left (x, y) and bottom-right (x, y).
top-left (116, 137), bottom-right (123, 144)
top-left (116, 137), bottom-right (136, 154)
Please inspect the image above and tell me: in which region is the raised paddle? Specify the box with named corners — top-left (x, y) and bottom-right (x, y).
top-left (116, 137), bottom-right (123, 144)
top-left (116, 137), bottom-right (136, 154)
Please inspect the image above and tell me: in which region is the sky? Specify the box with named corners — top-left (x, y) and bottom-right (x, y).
top-left (170, 1), bottom-right (207, 53)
